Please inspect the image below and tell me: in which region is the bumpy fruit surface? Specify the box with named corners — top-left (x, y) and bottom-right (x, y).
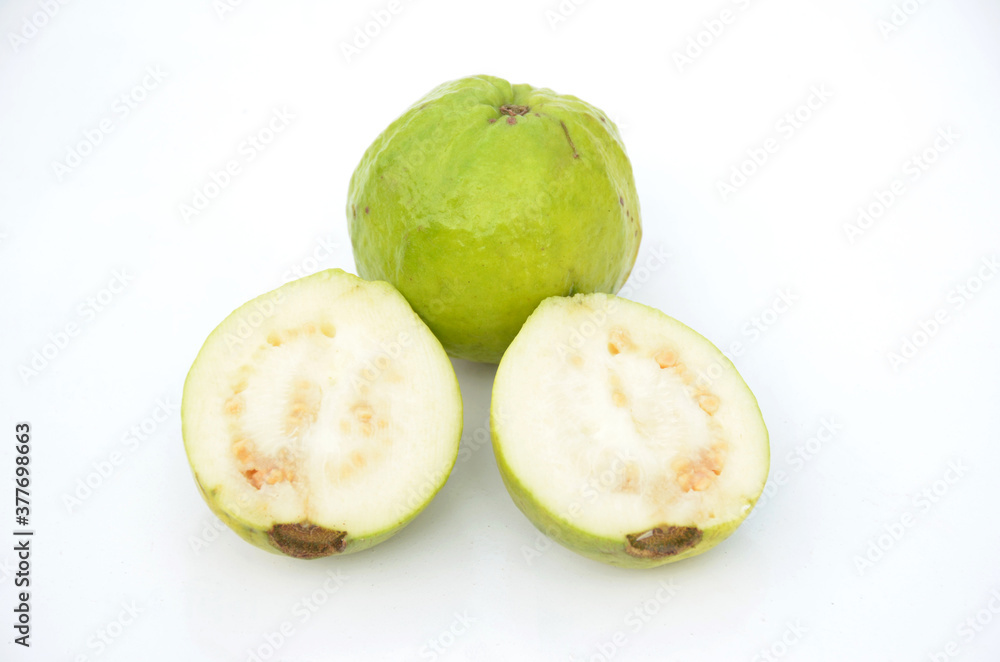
top-left (348, 75), bottom-right (641, 363)
top-left (491, 293), bottom-right (769, 568)
top-left (182, 269), bottom-right (462, 559)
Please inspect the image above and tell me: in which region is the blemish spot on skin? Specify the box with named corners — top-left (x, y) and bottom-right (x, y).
top-left (364, 206), bottom-right (370, 214)
top-left (619, 196), bottom-right (624, 206)
top-left (499, 105), bottom-right (530, 116)
top-left (625, 526), bottom-right (702, 558)
top-left (268, 524), bottom-right (347, 559)
top-left (560, 120), bottom-right (580, 159)
top-left (507, 117), bottom-right (516, 125)
top-left (488, 118), bottom-right (496, 123)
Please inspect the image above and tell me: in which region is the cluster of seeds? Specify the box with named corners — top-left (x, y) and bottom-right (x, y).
top-left (596, 326), bottom-right (729, 494)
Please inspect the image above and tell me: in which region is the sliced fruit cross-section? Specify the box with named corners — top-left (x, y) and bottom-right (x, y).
top-left (491, 293), bottom-right (769, 568)
top-left (182, 269), bottom-right (463, 559)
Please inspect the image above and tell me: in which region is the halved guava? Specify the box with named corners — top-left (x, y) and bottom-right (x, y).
top-left (491, 293), bottom-right (769, 568)
top-left (182, 269), bottom-right (462, 559)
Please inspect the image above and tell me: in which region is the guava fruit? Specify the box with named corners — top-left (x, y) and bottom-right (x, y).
top-left (347, 75), bottom-right (641, 363)
top-left (181, 269), bottom-right (462, 559)
top-left (490, 293), bottom-right (769, 568)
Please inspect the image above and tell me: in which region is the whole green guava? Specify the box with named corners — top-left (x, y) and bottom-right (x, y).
top-left (347, 75), bottom-right (641, 363)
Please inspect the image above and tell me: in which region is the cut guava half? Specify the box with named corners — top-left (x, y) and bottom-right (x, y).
top-left (182, 269), bottom-right (462, 559)
top-left (491, 293), bottom-right (769, 568)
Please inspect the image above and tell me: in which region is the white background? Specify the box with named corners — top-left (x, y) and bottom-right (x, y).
top-left (2, 0), bottom-right (1000, 660)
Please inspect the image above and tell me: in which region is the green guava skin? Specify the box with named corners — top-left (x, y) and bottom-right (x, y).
top-left (347, 75), bottom-right (641, 363)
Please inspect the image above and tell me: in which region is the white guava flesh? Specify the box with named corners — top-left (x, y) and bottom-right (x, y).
top-left (182, 269), bottom-right (462, 558)
top-left (491, 293), bottom-right (769, 567)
